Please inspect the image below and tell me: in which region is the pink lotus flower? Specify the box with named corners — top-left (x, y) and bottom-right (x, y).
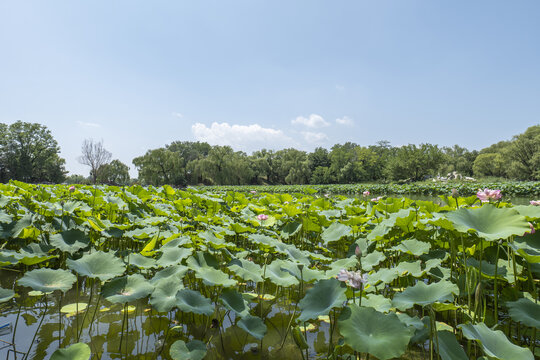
top-left (250, 190), bottom-right (257, 194)
top-left (530, 200), bottom-right (540, 206)
top-left (337, 269), bottom-right (368, 289)
top-left (69, 186), bottom-right (75, 192)
top-left (362, 190), bottom-right (370, 196)
top-left (476, 188), bottom-right (502, 203)
top-left (371, 196), bottom-right (383, 202)
top-left (257, 214), bottom-right (268, 221)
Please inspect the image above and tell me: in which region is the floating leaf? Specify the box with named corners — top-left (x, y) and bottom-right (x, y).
top-left (18, 268), bottom-right (76, 293)
top-left (50, 343), bottom-right (91, 360)
top-left (298, 278), bottom-right (346, 322)
top-left (458, 322), bottom-right (533, 360)
top-left (169, 339), bottom-right (207, 360)
top-left (67, 251), bottom-right (126, 281)
top-left (338, 305), bottom-right (414, 360)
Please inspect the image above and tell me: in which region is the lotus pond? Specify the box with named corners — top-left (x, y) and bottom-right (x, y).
top-left (0, 181), bottom-right (539, 359)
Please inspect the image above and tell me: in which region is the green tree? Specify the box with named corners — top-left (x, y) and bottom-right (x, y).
top-left (132, 148), bottom-right (184, 186)
top-left (97, 159), bottom-right (130, 185)
top-left (472, 153), bottom-right (506, 178)
top-left (0, 121), bottom-right (66, 183)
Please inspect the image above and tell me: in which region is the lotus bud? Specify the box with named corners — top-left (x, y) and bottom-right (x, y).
top-left (297, 264), bottom-right (304, 272)
top-left (355, 246), bottom-right (362, 257)
top-left (474, 282), bottom-right (483, 307)
top-left (451, 188), bottom-right (458, 198)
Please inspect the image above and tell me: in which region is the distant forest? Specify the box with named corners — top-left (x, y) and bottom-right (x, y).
top-left (1, 120), bottom-right (539, 186)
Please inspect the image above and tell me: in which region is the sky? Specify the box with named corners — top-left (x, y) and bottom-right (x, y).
top-left (1, 1), bottom-right (540, 178)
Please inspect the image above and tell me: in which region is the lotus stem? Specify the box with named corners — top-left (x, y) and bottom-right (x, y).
top-left (24, 295), bottom-right (48, 360)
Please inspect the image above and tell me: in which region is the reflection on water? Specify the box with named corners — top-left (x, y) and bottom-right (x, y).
top-left (0, 270), bottom-right (335, 359)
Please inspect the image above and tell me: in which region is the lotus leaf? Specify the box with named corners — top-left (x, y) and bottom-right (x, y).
top-left (149, 278), bottom-right (183, 312)
top-left (220, 288), bottom-right (249, 318)
top-left (265, 260), bottom-right (300, 287)
top-left (0, 287), bottom-right (15, 303)
top-left (237, 315), bottom-right (267, 340)
top-left (436, 330), bottom-right (468, 360)
top-left (392, 280), bottom-right (459, 311)
top-left (50, 342), bottom-right (91, 360)
top-left (361, 250), bottom-right (386, 271)
top-left (392, 239), bottom-right (431, 256)
top-left (227, 258), bottom-right (263, 283)
top-left (298, 278), bottom-right (346, 322)
top-left (446, 205), bottom-right (530, 241)
top-left (150, 265), bottom-right (188, 284)
top-left (18, 268), bottom-right (76, 293)
top-left (321, 222), bottom-right (352, 245)
top-left (510, 231), bottom-right (540, 263)
top-left (67, 251), bottom-right (126, 281)
top-left (49, 229), bottom-right (90, 254)
top-left (507, 298), bottom-right (540, 329)
top-left (101, 274), bottom-right (154, 304)
top-left (458, 322), bottom-right (533, 360)
top-left (363, 294), bottom-right (392, 312)
top-left (169, 339), bottom-right (207, 360)
top-left (128, 253), bottom-right (157, 269)
top-left (156, 247), bottom-right (192, 267)
top-left (175, 289), bottom-right (214, 316)
top-left (338, 305), bottom-right (414, 360)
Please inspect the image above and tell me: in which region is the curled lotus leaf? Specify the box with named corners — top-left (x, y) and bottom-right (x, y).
top-left (50, 342), bottom-right (91, 360)
top-left (458, 322), bottom-right (533, 360)
top-left (101, 274), bottom-right (154, 304)
top-left (298, 278), bottom-right (346, 322)
top-left (169, 339), bottom-right (207, 360)
top-left (338, 305), bottom-right (414, 360)
top-left (67, 251), bottom-right (126, 281)
top-left (175, 289), bottom-right (214, 316)
top-left (220, 288), bottom-right (249, 318)
top-left (17, 268), bottom-right (76, 293)
top-left (446, 205), bottom-right (530, 241)
top-left (0, 287), bottom-right (15, 303)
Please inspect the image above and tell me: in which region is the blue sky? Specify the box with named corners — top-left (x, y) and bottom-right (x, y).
top-left (1, 1), bottom-right (539, 177)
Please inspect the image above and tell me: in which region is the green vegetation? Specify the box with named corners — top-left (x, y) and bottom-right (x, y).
top-left (0, 181), bottom-right (539, 359)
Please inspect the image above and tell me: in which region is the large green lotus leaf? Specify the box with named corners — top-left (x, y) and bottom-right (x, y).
top-left (338, 305), bottom-right (413, 360)
top-left (265, 260), bottom-right (300, 287)
top-left (458, 322), bottom-right (533, 360)
top-left (279, 260), bottom-right (325, 283)
top-left (0, 287), bottom-right (15, 303)
top-left (0, 252), bottom-right (19, 266)
top-left (220, 288), bottom-right (249, 318)
top-left (50, 342), bottom-right (91, 360)
top-left (513, 205), bottom-right (540, 220)
top-left (156, 247), bottom-right (192, 267)
top-left (175, 289), bottom-right (214, 316)
top-left (237, 315), bottom-right (267, 340)
top-left (392, 239), bottom-right (431, 256)
top-left (363, 294), bottom-right (392, 313)
top-left (2, 243), bottom-right (56, 266)
top-left (446, 205), bottom-right (530, 241)
top-left (361, 251), bottom-right (386, 272)
top-left (368, 268), bottom-right (399, 285)
top-left (281, 221), bottom-right (302, 239)
top-left (275, 243), bottom-right (311, 265)
top-left (190, 265), bottom-right (236, 287)
top-left (227, 258), bottom-right (263, 283)
top-left (507, 298), bottom-right (540, 329)
top-left (49, 229), bottom-right (90, 254)
top-left (101, 274), bottom-right (154, 304)
top-left (18, 268), bottom-right (76, 293)
top-left (298, 278), bottom-right (346, 322)
top-left (395, 260), bottom-right (423, 277)
top-left (392, 281), bottom-right (459, 311)
top-left (67, 251), bottom-right (126, 281)
top-left (248, 234), bottom-right (278, 250)
top-left (465, 258), bottom-right (507, 279)
top-left (150, 265), bottom-right (188, 284)
top-left (321, 222), bottom-right (352, 245)
top-left (367, 209), bottom-right (413, 241)
top-left (186, 252), bottom-right (220, 269)
top-left (326, 257), bottom-right (358, 278)
top-left (510, 231), bottom-right (540, 263)
top-left (436, 330), bottom-right (468, 360)
top-left (128, 253), bottom-right (157, 269)
top-left (169, 339), bottom-right (207, 360)
top-left (149, 278), bottom-right (183, 312)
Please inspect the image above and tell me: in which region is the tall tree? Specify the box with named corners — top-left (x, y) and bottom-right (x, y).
top-left (97, 159), bottom-right (130, 185)
top-left (0, 121), bottom-right (66, 183)
top-left (78, 139), bottom-right (112, 184)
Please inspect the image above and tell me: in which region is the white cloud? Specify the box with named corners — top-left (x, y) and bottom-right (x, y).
top-left (335, 116), bottom-right (354, 126)
top-left (191, 122), bottom-right (294, 151)
top-left (291, 114), bottom-right (330, 128)
top-left (77, 121), bottom-right (100, 128)
top-left (172, 112), bottom-right (184, 118)
top-left (302, 131), bottom-right (328, 144)
top-left (335, 84), bottom-right (345, 91)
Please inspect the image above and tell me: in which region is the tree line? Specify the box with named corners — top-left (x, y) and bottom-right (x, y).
top-left (1, 120), bottom-right (539, 185)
